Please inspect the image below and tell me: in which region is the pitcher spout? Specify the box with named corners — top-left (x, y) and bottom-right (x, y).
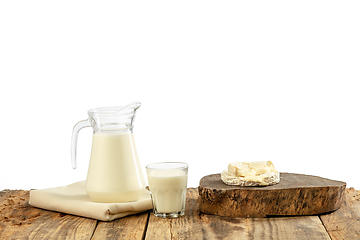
top-left (87, 102), bottom-right (141, 132)
top-left (117, 101), bottom-right (141, 113)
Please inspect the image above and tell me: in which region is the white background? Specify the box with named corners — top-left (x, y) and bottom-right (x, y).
top-left (1, 1), bottom-right (359, 191)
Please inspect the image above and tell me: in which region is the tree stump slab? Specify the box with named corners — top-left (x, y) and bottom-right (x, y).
top-left (198, 172), bottom-right (346, 218)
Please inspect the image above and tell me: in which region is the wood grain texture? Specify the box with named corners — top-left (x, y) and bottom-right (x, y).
top-left (92, 211), bottom-right (149, 240)
top-left (198, 173), bottom-right (346, 217)
top-left (145, 188), bottom-right (331, 240)
top-left (0, 189), bottom-right (97, 240)
top-left (320, 187), bottom-right (360, 240)
top-left (2, 186), bottom-right (359, 239)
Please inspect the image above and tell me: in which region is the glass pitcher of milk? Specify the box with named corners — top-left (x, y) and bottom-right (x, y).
top-left (71, 101), bottom-right (146, 203)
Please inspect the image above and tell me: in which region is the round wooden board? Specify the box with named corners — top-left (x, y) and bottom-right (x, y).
top-left (198, 172), bottom-right (346, 218)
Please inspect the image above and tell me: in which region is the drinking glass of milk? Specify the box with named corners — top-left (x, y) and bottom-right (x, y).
top-left (146, 162), bottom-right (188, 218)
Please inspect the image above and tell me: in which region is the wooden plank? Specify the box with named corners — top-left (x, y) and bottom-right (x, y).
top-left (92, 211), bottom-right (150, 240)
top-left (145, 211), bottom-right (172, 239)
top-left (0, 189), bottom-right (97, 240)
top-left (198, 173), bottom-right (346, 217)
top-left (145, 188), bottom-right (331, 240)
top-left (196, 215), bottom-right (331, 240)
top-left (320, 187), bottom-right (360, 240)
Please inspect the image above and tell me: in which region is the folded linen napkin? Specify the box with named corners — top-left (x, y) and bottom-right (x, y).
top-left (29, 181), bottom-right (152, 221)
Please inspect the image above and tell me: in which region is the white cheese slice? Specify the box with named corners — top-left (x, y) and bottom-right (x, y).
top-left (221, 161), bottom-right (280, 186)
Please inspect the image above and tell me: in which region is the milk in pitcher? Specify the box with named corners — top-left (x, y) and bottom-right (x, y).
top-left (86, 131), bottom-right (145, 202)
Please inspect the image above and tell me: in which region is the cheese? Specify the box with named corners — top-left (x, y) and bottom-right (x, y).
top-left (221, 161), bottom-right (280, 186)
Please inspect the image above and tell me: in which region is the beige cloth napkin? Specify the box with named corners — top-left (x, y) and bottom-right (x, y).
top-left (29, 181), bottom-right (152, 221)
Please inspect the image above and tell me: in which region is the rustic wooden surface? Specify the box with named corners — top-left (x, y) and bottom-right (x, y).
top-left (1, 186), bottom-right (359, 239)
top-left (198, 172), bottom-right (346, 217)
top-left (320, 187), bottom-right (360, 240)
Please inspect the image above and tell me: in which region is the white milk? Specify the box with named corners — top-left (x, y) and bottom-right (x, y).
top-left (147, 169), bottom-right (188, 213)
top-left (85, 131), bottom-right (146, 203)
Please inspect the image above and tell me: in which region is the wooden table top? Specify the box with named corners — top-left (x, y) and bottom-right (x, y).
top-left (1, 187), bottom-right (359, 239)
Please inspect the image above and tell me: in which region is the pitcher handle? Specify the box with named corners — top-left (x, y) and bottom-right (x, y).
top-left (71, 119), bottom-right (90, 169)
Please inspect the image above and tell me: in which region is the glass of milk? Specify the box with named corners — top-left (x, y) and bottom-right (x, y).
top-left (146, 162), bottom-right (188, 218)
